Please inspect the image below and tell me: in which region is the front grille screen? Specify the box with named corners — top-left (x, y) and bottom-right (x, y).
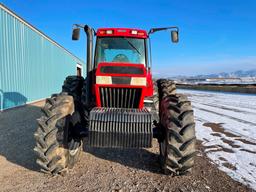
top-left (100, 66), bottom-right (144, 75)
top-left (99, 87), bottom-right (142, 108)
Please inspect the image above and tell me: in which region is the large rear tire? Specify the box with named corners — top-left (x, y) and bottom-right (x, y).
top-left (158, 80), bottom-right (196, 175)
top-left (151, 79), bottom-right (177, 123)
top-left (153, 79), bottom-right (177, 116)
top-left (62, 76), bottom-right (84, 101)
top-left (62, 75), bottom-right (87, 135)
top-left (81, 78), bottom-right (92, 129)
top-left (34, 93), bottom-right (82, 175)
top-left (157, 79), bottom-right (176, 100)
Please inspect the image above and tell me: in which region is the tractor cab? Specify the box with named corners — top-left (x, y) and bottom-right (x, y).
top-left (95, 28), bottom-right (147, 66)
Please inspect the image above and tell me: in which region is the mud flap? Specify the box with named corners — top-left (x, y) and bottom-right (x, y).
top-left (88, 107), bottom-right (153, 148)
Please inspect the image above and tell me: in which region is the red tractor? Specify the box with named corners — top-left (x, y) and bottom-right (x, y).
top-left (34, 25), bottom-right (196, 175)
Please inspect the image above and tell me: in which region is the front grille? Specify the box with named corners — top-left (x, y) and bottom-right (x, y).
top-left (99, 87), bottom-right (142, 108)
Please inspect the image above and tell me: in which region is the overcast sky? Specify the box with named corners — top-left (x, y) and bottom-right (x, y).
top-left (2, 0), bottom-right (256, 76)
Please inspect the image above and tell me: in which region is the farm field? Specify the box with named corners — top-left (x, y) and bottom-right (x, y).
top-left (178, 89), bottom-right (256, 190)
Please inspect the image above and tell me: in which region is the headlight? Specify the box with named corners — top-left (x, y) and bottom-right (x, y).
top-left (131, 77), bottom-right (146, 86)
top-left (96, 76), bottom-right (112, 84)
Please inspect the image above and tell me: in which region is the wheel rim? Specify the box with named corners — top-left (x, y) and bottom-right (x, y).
top-left (69, 145), bottom-right (79, 156)
top-left (63, 116), bottom-right (80, 156)
top-left (69, 140), bottom-right (80, 156)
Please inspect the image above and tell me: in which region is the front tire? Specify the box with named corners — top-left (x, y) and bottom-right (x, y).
top-left (158, 81), bottom-right (196, 175)
top-left (34, 93), bottom-right (82, 175)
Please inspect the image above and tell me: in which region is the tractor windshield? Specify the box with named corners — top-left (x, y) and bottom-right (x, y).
top-left (95, 37), bottom-right (146, 66)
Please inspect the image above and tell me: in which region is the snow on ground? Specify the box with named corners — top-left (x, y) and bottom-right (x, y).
top-left (178, 89), bottom-right (256, 190)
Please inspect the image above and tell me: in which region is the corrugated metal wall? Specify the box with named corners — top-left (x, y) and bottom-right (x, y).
top-left (0, 4), bottom-right (85, 110)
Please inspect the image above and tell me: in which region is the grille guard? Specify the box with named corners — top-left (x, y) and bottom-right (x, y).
top-left (88, 107), bottom-right (153, 148)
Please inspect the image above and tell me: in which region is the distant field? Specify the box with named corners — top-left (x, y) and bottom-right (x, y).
top-left (177, 83), bottom-right (256, 94)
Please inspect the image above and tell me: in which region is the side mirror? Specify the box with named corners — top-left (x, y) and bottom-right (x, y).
top-left (72, 28), bottom-right (80, 40)
top-left (171, 30), bottom-right (179, 43)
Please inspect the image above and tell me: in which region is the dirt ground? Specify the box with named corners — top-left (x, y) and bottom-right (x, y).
top-left (0, 101), bottom-right (254, 192)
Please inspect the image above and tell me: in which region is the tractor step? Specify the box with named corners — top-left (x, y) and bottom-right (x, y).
top-left (88, 107), bottom-right (153, 148)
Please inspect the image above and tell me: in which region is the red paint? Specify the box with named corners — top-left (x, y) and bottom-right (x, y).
top-left (145, 68), bottom-right (154, 97)
top-left (94, 62), bottom-right (153, 108)
top-left (97, 28), bottom-right (148, 39)
top-left (96, 62), bottom-right (147, 77)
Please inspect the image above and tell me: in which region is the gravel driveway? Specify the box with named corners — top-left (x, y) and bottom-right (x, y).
top-left (0, 101), bottom-right (253, 192)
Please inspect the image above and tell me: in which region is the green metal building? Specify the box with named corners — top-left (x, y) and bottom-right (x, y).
top-left (0, 3), bottom-right (85, 110)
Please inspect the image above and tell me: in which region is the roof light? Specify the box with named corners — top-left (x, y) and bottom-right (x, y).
top-left (106, 30), bottom-right (113, 34)
top-left (138, 32), bottom-right (145, 36)
top-left (117, 29), bottom-right (127, 32)
top-left (131, 30), bottom-right (138, 35)
top-left (99, 30), bottom-right (105, 34)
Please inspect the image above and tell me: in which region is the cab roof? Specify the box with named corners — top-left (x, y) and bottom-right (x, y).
top-left (96, 28), bottom-right (148, 39)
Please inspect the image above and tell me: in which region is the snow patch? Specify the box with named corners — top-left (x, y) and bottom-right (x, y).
top-left (178, 89), bottom-right (256, 190)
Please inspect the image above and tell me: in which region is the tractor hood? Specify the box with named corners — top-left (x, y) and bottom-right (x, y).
top-left (94, 62), bottom-right (150, 108)
top-left (95, 62), bottom-right (147, 86)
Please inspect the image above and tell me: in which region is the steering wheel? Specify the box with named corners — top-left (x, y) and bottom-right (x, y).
top-left (112, 54), bottom-right (129, 62)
